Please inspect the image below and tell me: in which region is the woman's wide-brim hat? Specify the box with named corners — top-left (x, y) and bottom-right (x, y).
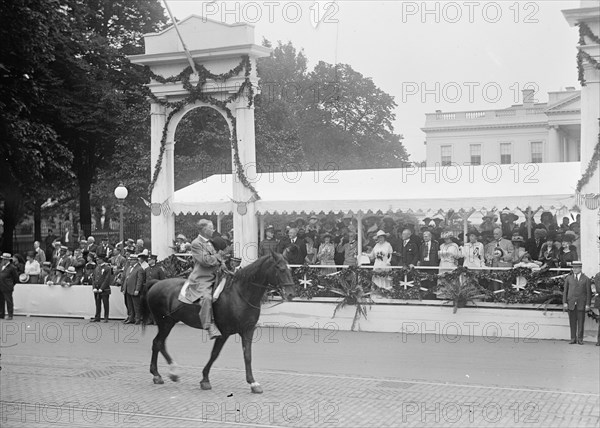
top-left (511, 235), bottom-right (525, 243)
top-left (375, 230), bottom-right (388, 238)
top-left (176, 234), bottom-right (187, 240)
top-left (483, 213), bottom-right (498, 220)
top-left (467, 229), bottom-right (481, 236)
top-left (19, 273), bottom-right (30, 283)
top-left (321, 232), bottom-right (332, 239)
top-left (137, 249), bottom-right (149, 258)
top-left (441, 231), bottom-right (454, 239)
top-left (1, 252), bottom-right (12, 260)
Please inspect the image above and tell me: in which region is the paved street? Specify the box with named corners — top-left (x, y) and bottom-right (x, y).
top-left (1, 316), bottom-right (599, 427)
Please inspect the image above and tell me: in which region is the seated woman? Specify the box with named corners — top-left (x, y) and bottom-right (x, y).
top-left (510, 236), bottom-right (527, 265)
top-left (558, 236), bottom-right (578, 268)
top-left (460, 230), bottom-right (484, 269)
top-left (316, 233), bottom-right (336, 274)
top-left (539, 234), bottom-right (559, 268)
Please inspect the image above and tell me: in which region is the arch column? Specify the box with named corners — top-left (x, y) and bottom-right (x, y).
top-left (564, 3), bottom-right (600, 275)
top-left (232, 99), bottom-right (259, 266)
top-left (150, 102), bottom-right (175, 259)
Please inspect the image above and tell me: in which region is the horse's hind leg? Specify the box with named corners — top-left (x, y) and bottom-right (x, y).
top-left (200, 335), bottom-right (229, 390)
top-left (150, 317), bottom-right (176, 384)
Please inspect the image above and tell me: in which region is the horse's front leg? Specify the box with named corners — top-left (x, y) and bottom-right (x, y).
top-left (200, 335), bottom-right (229, 390)
top-left (242, 329), bottom-right (262, 394)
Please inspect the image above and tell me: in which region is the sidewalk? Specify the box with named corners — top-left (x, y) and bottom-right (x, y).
top-left (1, 317), bottom-right (599, 427)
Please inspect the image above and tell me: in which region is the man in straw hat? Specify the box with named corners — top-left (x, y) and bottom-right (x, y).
top-left (63, 266), bottom-right (78, 286)
top-left (563, 261), bottom-right (592, 345)
top-left (0, 253), bottom-right (19, 319)
top-left (124, 249), bottom-right (148, 325)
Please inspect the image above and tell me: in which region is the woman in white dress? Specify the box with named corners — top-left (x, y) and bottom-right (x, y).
top-left (316, 234), bottom-right (336, 274)
top-left (460, 231), bottom-right (485, 269)
top-left (438, 231), bottom-right (460, 274)
top-left (368, 230), bottom-right (393, 290)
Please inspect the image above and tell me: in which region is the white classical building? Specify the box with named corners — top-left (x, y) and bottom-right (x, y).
top-left (422, 88), bottom-right (581, 166)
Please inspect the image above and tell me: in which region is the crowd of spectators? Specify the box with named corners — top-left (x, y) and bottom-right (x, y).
top-left (249, 210), bottom-right (582, 273)
top-left (1, 232), bottom-right (167, 323)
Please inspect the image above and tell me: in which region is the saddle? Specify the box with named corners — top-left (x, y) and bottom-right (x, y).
top-left (177, 269), bottom-right (231, 305)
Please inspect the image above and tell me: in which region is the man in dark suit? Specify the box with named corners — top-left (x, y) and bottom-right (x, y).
top-left (563, 261), bottom-right (592, 345)
top-left (97, 237), bottom-right (112, 259)
top-left (394, 229), bottom-right (419, 267)
top-left (124, 251), bottom-right (148, 325)
top-left (417, 231), bottom-right (440, 296)
top-left (45, 229), bottom-right (58, 262)
top-left (277, 228), bottom-right (307, 265)
top-left (61, 224), bottom-right (74, 250)
top-left (91, 254), bottom-right (112, 322)
top-left (525, 228), bottom-right (546, 261)
top-left (0, 253), bottom-right (19, 319)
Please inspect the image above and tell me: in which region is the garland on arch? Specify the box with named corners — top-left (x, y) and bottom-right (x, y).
top-left (576, 22), bottom-right (600, 87)
top-left (140, 56), bottom-right (259, 200)
top-left (576, 118), bottom-right (600, 193)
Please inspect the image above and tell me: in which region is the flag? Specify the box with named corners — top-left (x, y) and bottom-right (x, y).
top-left (161, 198), bottom-right (172, 218)
top-left (140, 197), bottom-right (151, 207)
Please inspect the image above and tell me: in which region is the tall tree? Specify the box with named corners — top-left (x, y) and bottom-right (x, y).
top-left (46, 0), bottom-right (166, 236)
top-left (0, 0), bottom-right (73, 251)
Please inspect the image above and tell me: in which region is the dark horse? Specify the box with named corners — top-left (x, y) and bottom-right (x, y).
top-left (140, 251), bottom-right (296, 393)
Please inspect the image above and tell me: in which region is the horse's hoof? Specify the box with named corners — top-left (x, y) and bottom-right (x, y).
top-left (200, 381), bottom-right (212, 390)
top-left (250, 385), bottom-right (263, 394)
top-left (169, 374), bottom-right (179, 382)
top-left (153, 376), bottom-right (164, 385)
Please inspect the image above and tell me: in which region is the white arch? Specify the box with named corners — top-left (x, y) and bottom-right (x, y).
top-left (166, 100), bottom-right (233, 144)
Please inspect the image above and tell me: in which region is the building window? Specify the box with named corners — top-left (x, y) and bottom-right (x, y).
top-left (441, 145), bottom-right (452, 166)
top-left (470, 144), bottom-right (481, 165)
top-left (531, 142), bottom-right (543, 163)
top-left (500, 143), bottom-right (512, 164)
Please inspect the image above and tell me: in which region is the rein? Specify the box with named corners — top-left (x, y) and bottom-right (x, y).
top-left (236, 279), bottom-right (291, 310)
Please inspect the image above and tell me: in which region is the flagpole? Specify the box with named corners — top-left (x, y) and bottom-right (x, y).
top-left (163, 0), bottom-right (198, 75)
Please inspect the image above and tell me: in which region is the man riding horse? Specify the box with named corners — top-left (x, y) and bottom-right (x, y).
top-left (187, 219), bottom-right (226, 339)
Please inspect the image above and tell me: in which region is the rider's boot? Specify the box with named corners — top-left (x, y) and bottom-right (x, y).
top-left (199, 297), bottom-right (221, 340)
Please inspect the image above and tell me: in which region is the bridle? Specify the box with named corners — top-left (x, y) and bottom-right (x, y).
top-left (237, 279), bottom-right (295, 310)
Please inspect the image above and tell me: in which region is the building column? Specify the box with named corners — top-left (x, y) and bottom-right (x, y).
top-left (547, 125), bottom-right (561, 162)
top-left (564, 4), bottom-right (600, 276)
top-left (150, 102), bottom-right (175, 260)
top-left (232, 100), bottom-right (259, 266)
top-left (356, 213), bottom-right (363, 264)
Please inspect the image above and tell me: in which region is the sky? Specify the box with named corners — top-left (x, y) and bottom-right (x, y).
top-left (163, 0), bottom-right (581, 162)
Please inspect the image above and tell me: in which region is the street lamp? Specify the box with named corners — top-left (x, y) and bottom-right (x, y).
top-left (114, 183), bottom-right (128, 247)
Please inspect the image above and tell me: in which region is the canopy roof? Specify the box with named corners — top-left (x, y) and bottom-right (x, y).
top-left (172, 162), bottom-right (580, 215)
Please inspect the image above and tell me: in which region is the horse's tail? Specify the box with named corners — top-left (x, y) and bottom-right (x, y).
top-left (140, 279), bottom-right (160, 332)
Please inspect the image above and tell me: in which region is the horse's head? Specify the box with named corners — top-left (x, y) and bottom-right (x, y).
top-left (268, 251), bottom-right (296, 301)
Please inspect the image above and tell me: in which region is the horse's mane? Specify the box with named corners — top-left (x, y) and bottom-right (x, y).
top-left (229, 253), bottom-right (277, 287)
